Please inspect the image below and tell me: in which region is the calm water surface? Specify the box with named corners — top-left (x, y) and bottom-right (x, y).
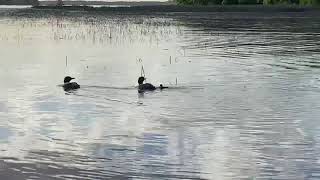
top-left (0, 8), bottom-right (320, 179)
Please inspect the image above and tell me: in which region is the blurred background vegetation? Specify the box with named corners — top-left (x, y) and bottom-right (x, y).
top-left (176, 0), bottom-right (319, 5)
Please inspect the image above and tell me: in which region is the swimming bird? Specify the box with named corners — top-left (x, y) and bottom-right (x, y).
top-left (138, 76), bottom-right (156, 93)
top-left (137, 77), bottom-right (168, 93)
top-left (63, 76), bottom-right (80, 91)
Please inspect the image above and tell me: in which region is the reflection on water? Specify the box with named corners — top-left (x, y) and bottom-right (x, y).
top-left (1, 8), bottom-right (320, 179)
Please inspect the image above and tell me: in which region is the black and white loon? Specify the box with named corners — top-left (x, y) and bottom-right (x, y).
top-left (63, 76), bottom-right (80, 91)
top-left (138, 76), bottom-right (168, 93)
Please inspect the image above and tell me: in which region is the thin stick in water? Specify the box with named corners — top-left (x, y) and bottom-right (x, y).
top-left (141, 65), bottom-right (145, 77)
top-left (65, 56), bottom-right (68, 67)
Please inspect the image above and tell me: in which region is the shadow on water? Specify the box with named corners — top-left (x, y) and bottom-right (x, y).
top-left (170, 11), bottom-right (320, 71)
top-left (0, 150), bottom-right (205, 180)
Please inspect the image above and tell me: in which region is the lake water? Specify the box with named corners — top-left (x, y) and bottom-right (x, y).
top-left (0, 7), bottom-right (320, 179)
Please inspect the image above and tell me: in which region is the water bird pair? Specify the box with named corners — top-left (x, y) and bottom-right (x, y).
top-left (62, 76), bottom-right (167, 92)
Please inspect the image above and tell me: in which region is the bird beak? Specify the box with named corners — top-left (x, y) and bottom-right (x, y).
top-left (71, 77), bottom-right (75, 80)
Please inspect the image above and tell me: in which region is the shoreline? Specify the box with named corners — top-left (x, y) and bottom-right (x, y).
top-left (38, 1), bottom-right (176, 6)
top-left (31, 4), bottom-right (320, 12)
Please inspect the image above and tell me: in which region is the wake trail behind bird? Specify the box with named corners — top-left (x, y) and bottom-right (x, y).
top-left (69, 91), bottom-right (144, 106)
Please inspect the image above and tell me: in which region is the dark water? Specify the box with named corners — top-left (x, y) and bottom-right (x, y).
top-left (0, 7), bottom-right (320, 179)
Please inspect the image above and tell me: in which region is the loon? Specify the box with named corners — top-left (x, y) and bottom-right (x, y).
top-left (63, 76), bottom-right (80, 91)
top-left (138, 76), bottom-right (168, 93)
top-left (138, 76), bottom-right (155, 93)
